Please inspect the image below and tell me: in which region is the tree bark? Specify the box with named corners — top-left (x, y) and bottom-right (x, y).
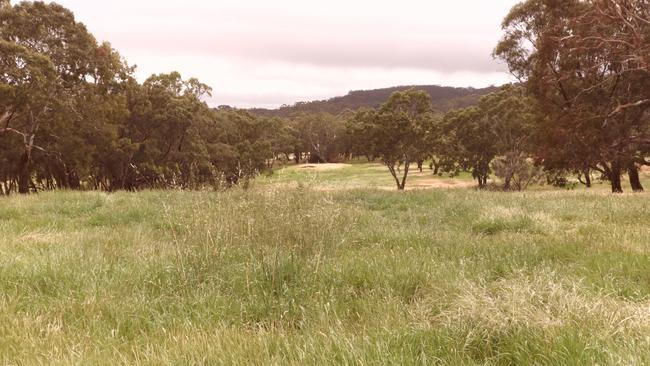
top-left (432, 160), bottom-right (440, 175)
top-left (503, 175), bottom-right (512, 191)
top-left (609, 163), bottom-right (624, 193)
top-left (610, 174), bottom-right (623, 193)
top-left (17, 151), bottom-right (31, 194)
top-left (583, 168), bottom-right (592, 188)
top-left (600, 161), bottom-right (624, 193)
top-left (387, 161), bottom-right (410, 190)
top-left (399, 162), bottom-right (410, 190)
top-left (387, 163), bottom-right (401, 190)
top-left (67, 166), bottom-right (81, 190)
top-left (629, 166), bottom-right (644, 192)
top-left (477, 174), bottom-right (489, 189)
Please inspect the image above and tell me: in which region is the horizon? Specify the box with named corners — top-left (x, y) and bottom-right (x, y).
top-left (38, 0), bottom-right (519, 108)
top-left (248, 83), bottom-right (501, 111)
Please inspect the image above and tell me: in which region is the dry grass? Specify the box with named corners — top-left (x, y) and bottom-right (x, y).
top-left (295, 163), bottom-right (351, 171)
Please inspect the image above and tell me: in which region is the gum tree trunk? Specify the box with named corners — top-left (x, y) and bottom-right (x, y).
top-left (387, 161), bottom-right (410, 190)
top-left (578, 168), bottom-right (592, 188)
top-left (629, 166), bottom-right (644, 192)
top-left (610, 163), bottom-right (623, 193)
top-left (17, 151), bottom-right (32, 194)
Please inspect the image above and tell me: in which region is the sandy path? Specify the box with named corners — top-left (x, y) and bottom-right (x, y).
top-left (312, 178), bottom-right (475, 192)
top-left (296, 164), bottom-right (351, 171)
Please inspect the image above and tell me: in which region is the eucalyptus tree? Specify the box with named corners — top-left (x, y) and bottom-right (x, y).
top-left (438, 85), bottom-right (539, 190)
top-left (495, 0), bottom-right (650, 192)
top-left (348, 90), bottom-right (436, 190)
top-left (1, 1), bottom-right (292, 193)
top-left (439, 107), bottom-right (496, 188)
top-left (208, 108), bottom-right (276, 187)
top-left (109, 72), bottom-right (212, 190)
top-left (0, 1), bottom-right (129, 193)
top-left (290, 112), bottom-right (345, 163)
top-left (479, 85), bottom-right (539, 190)
top-left (0, 40), bottom-right (56, 193)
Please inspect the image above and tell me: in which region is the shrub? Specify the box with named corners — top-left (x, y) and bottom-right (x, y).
top-left (492, 152), bottom-right (544, 191)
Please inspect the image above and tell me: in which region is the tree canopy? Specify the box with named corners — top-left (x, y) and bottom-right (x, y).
top-left (1, 0), bottom-right (648, 194)
top-left (495, 0), bottom-right (650, 192)
top-left (0, 1), bottom-right (288, 194)
top-left (347, 89), bottom-right (437, 190)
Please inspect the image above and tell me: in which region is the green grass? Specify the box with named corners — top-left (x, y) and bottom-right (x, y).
top-left (259, 162), bottom-right (476, 191)
top-left (1, 165), bottom-right (649, 365)
top-left (259, 162), bottom-right (650, 193)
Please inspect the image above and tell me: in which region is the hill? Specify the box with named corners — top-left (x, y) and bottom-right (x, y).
top-left (249, 85), bottom-right (500, 117)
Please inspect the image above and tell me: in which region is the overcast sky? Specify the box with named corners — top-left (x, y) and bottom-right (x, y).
top-left (42, 0), bottom-right (520, 108)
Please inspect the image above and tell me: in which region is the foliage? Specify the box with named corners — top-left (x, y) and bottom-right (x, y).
top-left (495, 0), bottom-right (650, 193)
top-left (492, 152), bottom-right (544, 191)
top-left (289, 112), bottom-right (346, 163)
top-left (0, 2), bottom-right (285, 193)
top-left (2, 0), bottom-right (647, 196)
top-left (0, 1), bottom-right (129, 193)
top-left (347, 89), bottom-right (437, 190)
top-left (439, 85), bottom-right (538, 189)
top-left (250, 85), bottom-right (499, 117)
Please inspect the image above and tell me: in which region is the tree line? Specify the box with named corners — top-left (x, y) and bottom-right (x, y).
top-left (250, 85), bottom-right (499, 118)
top-left (1, 0), bottom-right (649, 194)
top-left (346, 86), bottom-right (547, 191)
top-left (0, 1), bottom-right (293, 193)
top-left (349, 0), bottom-right (649, 193)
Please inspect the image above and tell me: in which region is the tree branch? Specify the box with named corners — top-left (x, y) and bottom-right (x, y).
top-left (608, 99), bottom-right (650, 117)
top-left (0, 127), bottom-right (27, 139)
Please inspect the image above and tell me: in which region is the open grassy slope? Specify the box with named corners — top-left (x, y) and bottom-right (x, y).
top-left (1, 166), bottom-right (649, 365)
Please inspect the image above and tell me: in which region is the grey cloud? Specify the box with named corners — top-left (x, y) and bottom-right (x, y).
top-left (49, 0), bottom-right (519, 108)
top-left (106, 28), bottom-right (505, 74)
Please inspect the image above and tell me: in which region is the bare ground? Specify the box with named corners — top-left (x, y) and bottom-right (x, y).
top-left (296, 163), bottom-right (351, 171)
top-left (310, 178), bottom-right (474, 192)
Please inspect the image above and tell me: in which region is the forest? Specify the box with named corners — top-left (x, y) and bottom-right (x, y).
top-left (2, 0), bottom-right (649, 194)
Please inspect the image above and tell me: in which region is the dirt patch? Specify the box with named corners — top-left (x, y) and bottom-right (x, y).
top-left (296, 164), bottom-right (351, 171)
top-left (312, 178), bottom-right (474, 192)
top-left (404, 178), bottom-right (475, 190)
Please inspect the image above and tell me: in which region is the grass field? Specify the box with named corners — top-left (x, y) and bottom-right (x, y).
top-left (1, 164), bottom-right (649, 365)
top-left (259, 162), bottom-right (650, 192)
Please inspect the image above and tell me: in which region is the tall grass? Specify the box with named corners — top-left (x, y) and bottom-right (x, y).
top-left (0, 187), bottom-right (649, 365)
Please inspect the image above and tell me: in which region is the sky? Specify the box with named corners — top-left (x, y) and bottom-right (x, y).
top-left (41, 0), bottom-right (521, 108)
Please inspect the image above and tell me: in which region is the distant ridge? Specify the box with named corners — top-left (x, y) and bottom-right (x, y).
top-left (249, 85), bottom-right (501, 117)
